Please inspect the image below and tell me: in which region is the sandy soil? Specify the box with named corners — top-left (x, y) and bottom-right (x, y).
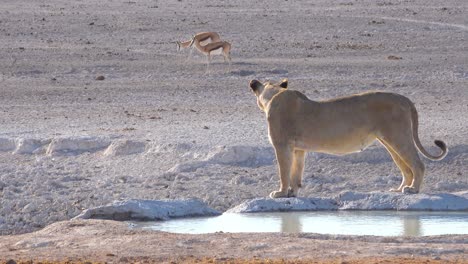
top-left (0, 220), bottom-right (467, 263)
top-left (0, 0), bottom-right (467, 262)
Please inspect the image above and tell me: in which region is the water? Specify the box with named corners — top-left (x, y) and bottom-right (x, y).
top-left (132, 211), bottom-right (468, 236)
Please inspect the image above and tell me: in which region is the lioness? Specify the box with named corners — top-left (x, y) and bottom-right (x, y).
top-left (249, 79), bottom-right (448, 198)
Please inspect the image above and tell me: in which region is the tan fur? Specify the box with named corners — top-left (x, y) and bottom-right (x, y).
top-left (249, 79), bottom-right (448, 198)
top-left (191, 40), bottom-right (232, 72)
top-left (176, 32), bottom-right (231, 73)
top-left (176, 32), bottom-right (223, 64)
top-left (176, 32), bottom-right (221, 51)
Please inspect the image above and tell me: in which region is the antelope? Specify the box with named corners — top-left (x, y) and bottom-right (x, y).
top-left (176, 32), bottom-right (221, 61)
top-left (189, 38), bottom-right (232, 73)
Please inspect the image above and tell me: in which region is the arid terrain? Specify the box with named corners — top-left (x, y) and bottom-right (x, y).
top-left (0, 0), bottom-right (467, 262)
top-left (1, 220), bottom-right (467, 263)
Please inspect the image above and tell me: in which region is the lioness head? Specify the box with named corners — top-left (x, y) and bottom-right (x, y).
top-left (249, 79), bottom-right (288, 112)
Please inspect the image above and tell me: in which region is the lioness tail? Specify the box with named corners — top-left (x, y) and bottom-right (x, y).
top-left (411, 104), bottom-right (448, 160)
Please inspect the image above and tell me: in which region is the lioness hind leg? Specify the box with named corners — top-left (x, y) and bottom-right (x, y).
top-left (288, 150), bottom-right (306, 197)
top-left (398, 153), bottom-right (424, 194)
top-left (379, 139), bottom-right (413, 192)
top-left (270, 145), bottom-right (294, 198)
top-left (380, 136), bottom-right (425, 194)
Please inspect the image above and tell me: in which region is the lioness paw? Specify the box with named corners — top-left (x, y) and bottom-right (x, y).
top-left (287, 188), bottom-right (298, 197)
top-left (270, 190), bottom-right (288, 199)
top-left (402, 186), bottom-right (419, 194)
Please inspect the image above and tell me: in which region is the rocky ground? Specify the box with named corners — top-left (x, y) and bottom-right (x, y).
top-left (0, 0), bottom-right (467, 262)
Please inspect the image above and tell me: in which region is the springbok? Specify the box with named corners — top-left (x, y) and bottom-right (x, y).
top-left (189, 38), bottom-right (232, 73)
top-left (176, 32), bottom-right (221, 61)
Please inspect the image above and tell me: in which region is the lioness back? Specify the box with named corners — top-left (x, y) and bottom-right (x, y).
top-left (266, 90), bottom-right (414, 151)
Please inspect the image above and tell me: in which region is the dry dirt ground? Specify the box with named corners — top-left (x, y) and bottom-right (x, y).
top-left (0, 0), bottom-right (467, 262)
top-left (0, 220), bottom-right (467, 263)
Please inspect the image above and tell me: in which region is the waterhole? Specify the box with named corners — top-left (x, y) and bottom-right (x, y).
top-left (131, 211), bottom-right (468, 236)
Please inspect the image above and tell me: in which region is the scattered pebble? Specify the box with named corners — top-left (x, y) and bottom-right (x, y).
top-left (387, 55), bottom-right (402, 60)
top-left (95, 75), bottom-right (105, 80)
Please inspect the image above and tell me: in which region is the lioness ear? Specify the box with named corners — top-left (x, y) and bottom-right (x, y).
top-left (279, 78), bottom-right (288, 89)
top-left (250, 80), bottom-right (263, 93)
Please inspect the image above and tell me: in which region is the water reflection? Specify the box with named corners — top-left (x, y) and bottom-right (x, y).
top-left (402, 214), bottom-right (422, 236)
top-left (263, 211), bottom-right (468, 236)
top-left (279, 213), bottom-right (302, 233)
top-left (135, 211), bottom-right (468, 237)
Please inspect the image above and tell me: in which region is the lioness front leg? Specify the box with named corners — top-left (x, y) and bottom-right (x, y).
top-left (270, 145), bottom-right (293, 198)
top-left (288, 150), bottom-right (306, 197)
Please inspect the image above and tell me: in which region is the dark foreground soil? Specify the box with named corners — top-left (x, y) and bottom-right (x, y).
top-left (0, 220), bottom-right (466, 264)
top-left (1, 257), bottom-right (467, 264)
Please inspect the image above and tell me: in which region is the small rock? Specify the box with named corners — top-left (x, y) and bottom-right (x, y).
top-left (22, 203), bottom-right (38, 213)
top-left (95, 75), bottom-right (105, 81)
top-left (387, 55), bottom-right (402, 60)
top-left (203, 126), bottom-right (209, 129)
top-left (6, 259), bottom-right (16, 264)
